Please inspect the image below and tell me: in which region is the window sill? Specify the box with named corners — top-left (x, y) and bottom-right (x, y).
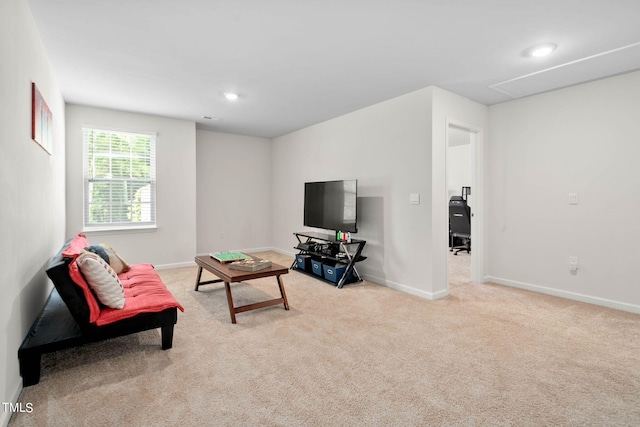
top-left (82, 225), bottom-right (158, 235)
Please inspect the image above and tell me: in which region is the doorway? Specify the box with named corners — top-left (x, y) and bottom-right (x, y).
top-left (446, 121), bottom-right (483, 288)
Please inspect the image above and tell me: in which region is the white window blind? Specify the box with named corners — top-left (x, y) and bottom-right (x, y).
top-left (83, 127), bottom-right (156, 231)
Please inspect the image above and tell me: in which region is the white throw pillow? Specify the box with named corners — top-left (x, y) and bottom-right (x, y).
top-left (76, 250), bottom-right (125, 309)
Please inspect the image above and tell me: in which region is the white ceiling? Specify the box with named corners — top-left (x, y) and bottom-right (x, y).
top-left (27, 0), bottom-right (640, 138)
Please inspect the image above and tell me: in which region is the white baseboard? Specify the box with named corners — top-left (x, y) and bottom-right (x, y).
top-left (154, 261), bottom-right (195, 270)
top-left (240, 247), bottom-right (283, 255)
top-left (154, 249), bottom-right (454, 302)
top-left (265, 247), bottom-right (297, 257)
top-left (154, 248), bottom-right (293, 271)
top-left (269, 248), bottom-right (451, 301)
top-left (1, 378), bottom-right (23, 427)
top-left (485, 276), bottom-right (640, 314)
top-left (363, 274), bottom-right (449, 300)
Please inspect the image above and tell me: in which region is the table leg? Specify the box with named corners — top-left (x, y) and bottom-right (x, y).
top-left (224, 281), bottom-right (237, 324)
top-left (277, 275), bottom-right (290, 310)
top-left (194, 266), bottom-right (203, 291)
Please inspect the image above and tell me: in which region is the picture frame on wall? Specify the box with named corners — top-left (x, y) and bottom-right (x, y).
top-left (31, 82), bottom-right (52, 154)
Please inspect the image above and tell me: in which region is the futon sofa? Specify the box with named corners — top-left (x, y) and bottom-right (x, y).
top-left (18, 233), bottom-right (184, 386)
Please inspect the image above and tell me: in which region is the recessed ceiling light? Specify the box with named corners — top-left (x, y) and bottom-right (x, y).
top-left (526, 43), bottom-right (557, 58)
top-left (224, 92), bottom-right (239, 101)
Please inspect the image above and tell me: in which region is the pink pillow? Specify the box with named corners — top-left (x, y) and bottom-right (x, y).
top-left (61, 233), bottom-right (102, 323)
top-left (68, 258), bottom-right (102, 323)
top-left (62, 233), bottom-right (90, 258)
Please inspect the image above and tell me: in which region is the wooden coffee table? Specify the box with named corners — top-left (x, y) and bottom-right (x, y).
top-left (194, 255), bottom-right (290, 323)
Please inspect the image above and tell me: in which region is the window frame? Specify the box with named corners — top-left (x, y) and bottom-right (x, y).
top-left (82, 127), bottom-right (157, 232)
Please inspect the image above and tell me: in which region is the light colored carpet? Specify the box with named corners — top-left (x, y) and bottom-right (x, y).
top-left (10, 251), bottom-right (640, 426)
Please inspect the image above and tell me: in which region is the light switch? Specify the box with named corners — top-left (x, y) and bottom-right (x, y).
top-left (569, 192), bottom-right (579, 205)
top-left (409, 193), bottom-right (420, 205)
top-left (569, 256), bottom-right (579, 272)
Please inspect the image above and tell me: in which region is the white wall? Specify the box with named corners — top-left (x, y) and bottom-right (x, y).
top-left (430, 88), bottom-right (489, 295)
top-left (447, 128), bottom-right (472, 201)
top-left (0, 0), bottom-right (66, 423)
top-left (196, 130), bottom-right (272, 254)
top-left (65, 105), bottom-right (197, 267)
top-left (270, 87), bottom-right (488, 299)
top-left (487, 70), bottom-right (640, 312)
top-left (272, 88), bottom-right (436, 297)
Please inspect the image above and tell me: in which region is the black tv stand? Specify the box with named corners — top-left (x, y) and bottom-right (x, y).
top-left (291, 231), bottom-right (366, 288)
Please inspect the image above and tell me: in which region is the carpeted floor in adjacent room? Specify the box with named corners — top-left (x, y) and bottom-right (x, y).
top-left (10, 251), bottom-right (640, 426)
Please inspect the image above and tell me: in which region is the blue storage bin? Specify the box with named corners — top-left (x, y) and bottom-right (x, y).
top-left (322, 263), bottom-right (354, 283)
top-left (296, 254), bottom-right (311, 271)
top-left (311, 259), bottom-right (323, 277)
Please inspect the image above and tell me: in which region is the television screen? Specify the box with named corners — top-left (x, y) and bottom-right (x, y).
top-left (304, 180), bottom-right (357, 233)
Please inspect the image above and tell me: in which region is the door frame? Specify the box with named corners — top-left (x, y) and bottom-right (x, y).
top-left (445, 119), bottom-right (484, 285)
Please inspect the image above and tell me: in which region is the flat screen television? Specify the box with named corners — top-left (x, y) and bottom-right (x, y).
top-left (304, 180), bottom-right (358, 233)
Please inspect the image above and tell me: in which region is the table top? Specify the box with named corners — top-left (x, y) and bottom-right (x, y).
top-left (294, 231), bottom-right (366, 244)
top-left (195, 254), bottom-right (288, 283)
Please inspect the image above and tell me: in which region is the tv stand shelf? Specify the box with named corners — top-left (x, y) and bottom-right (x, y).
top-left (291, 231), bottom-right (366, 288)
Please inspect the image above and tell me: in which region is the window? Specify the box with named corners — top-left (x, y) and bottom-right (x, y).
top-left (83, 128), bottom-right (156, 231)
